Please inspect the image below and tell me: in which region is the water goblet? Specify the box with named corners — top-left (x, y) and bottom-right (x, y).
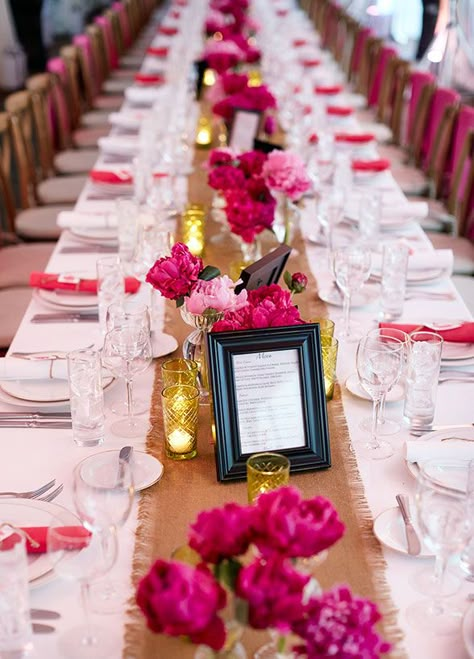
top-left (333, 245), bottom-right (371, 341)
top-left (356, 330), bottom-right (404, 459)
top-left (102, 325), bottom-right (153, 438)
top-left (47, 510), bottom-right (117, 658)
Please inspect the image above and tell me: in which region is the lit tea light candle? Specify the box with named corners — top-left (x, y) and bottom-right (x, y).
top-left (196, 117), bottom-right (212, 147)
top-left (186, 234), bottom-right (204, 257)
top-left (168, 428), bottom-right (193, 453)
top-left (203, 68), bottom-right (216, 87)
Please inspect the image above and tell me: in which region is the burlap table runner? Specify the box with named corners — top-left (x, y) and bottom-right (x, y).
top-left (123, 148), bottom-right (405, 658)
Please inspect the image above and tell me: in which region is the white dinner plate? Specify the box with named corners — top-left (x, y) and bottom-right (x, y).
top-left (152, 332), bottom-right (178, 358)
top-left (80, 450), bottom-right (164, 492)
top-left (69, 227), bottom-right (118, 244)
top-left (371, 268), bottom-right (446, 284)
top-left (463, 604), bottom-right (474, 659)
top-left (0, 384), bottom-right (69, 409)
top-left (406, 436), bottom-right (473, 493)
top-left (373, 506), bottom-right (433, 557)
top-left (0, 499), bottom-right (81, 587)
top-left (345, 372), bottom-right (405, 403)
top-left (318, 285), bottom-right (379, 308)
top-left (0, 375), bottom-right (114, 404)
top-left (442, 342), bottom-right (474, 361)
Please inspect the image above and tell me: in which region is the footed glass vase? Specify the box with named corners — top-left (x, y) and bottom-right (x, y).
top-left (180, 306), bottom-right (224, 401)
top-left (194, 620), bottom-right (247, 659)
top-left (254, 632), bottom-right (296, 659)
top-left (273, 195), bottom-right (300, 246)
top-left (230, 239), bottom-right (262, 281)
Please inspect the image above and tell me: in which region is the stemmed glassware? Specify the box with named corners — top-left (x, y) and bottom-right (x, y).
top-left (102, 325), bottom-right (153, 438)
top-left (407, 459), bottom-right (470, 635)
top-left (356, 330), bottom-right (404, 459)
top-left (47, 510), bottom-right (117, 658)
top-left (333, 245), bottom-right (371, 341)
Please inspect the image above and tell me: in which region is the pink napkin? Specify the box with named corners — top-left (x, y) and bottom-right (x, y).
top-left (29, 272), bottom-right (140, 294)
top-left (335, 132), bottom-right (375, 144)
top-left (0, 526), bottom-right (91, 554)
top-left (379, 322), bottom-right (474, 343)
top-left (315, 85), bottom-right (343, 95)
top-left (134, 73), bottom-right (165, 85)
top-left (326, 105), bottom-right (353, 116)
top-left (146, 46), bottom-right (169, 57)
top-left (293, 38), bottom-right (308, 47)
top-left (158, 25), bottom-right (178, 36)
top-left (302, 58), bottom-right (321, 68)
top-left (89, 169), bottom-right (133, 184)
top-left (351, 158), bottom-right (390, 172)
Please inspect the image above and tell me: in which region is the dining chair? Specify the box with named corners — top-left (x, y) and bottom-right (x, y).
top-left (0, 286), bottom-right (35, 348)
top-left (367, 46), bottom-right (398, 108)
top-left (348, 26), bottom-right (372, 85)
top-left (0, 233), bottom-right (54, 289)
top-left (92, 19), bottom-right (136, 93)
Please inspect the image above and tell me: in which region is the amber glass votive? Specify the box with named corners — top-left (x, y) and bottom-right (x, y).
top-left (310, 318), bottom-right (335, 339)
top-left (321, 336), bottom-right (339, 401)
top-left (162, 358), bottom-right (198, 388)
top-left (181, 205), bottom-right (205, 257)
top-left (246, 452), bottom-right (290, 503)
top-left (162, 385), bottom-right (199, 460)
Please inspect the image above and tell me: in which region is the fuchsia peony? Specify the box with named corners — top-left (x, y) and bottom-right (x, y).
top-left (185, 275), bottom-right (248, 315)
top-left (146, 242), bottom-right (203, 301)
top-left (262, 150), bottom-right (312, 201)
top-left (224, 182), bottom-right (275, 243)
top-left (204, 40), bottom-right (245, 74)
top-left (208, 165), bottom-right (246, 192)
top-left (136, 560), bottom-right (227, 650)
top-left (292, 586), bottom-right (391, 658)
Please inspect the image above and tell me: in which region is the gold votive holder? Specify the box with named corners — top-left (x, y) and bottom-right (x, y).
top-left (162, 385), bottom-right (199, 460)
top-left (181, 205), bottom-right (205, 257)
top-left (162, 358), bottom-right (198, 388)
top-left (246, 452), bottom-right (290, 503)
top-left (195, 116), bottom-right (213, 147)
top-left (310, 318), bottom-right (335, 339)
top-left (321, 336), bottom-right (339, 401)
top-left (203, 68), bottom-right (216, 87)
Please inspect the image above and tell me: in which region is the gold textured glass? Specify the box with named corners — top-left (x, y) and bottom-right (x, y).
top-left (309, 318), bottom-right (335, 339)
top-left (246, 452), bottom-right (290, 503)
top-left (321, 336), bottom-right (339, 401)
top-left (162, 358), bottom-right (198, 388)
top-left (181, 204), bottom-right (205, 257)
top-left (161, 385), bottom-right (199, 460)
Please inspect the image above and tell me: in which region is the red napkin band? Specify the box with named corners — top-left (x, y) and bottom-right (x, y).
top-left (158, 26), bottom-right (178, 36)
top-left (308, 133), bottom-right (319, 144)
top-left (134, 73), bottom-right (164, 85)
top-left (380, 322), bottom-right (474, 344)
top-left (276, 9), bottom-right (288, 16)
top-left (351, 158), bottom-right (390, 172)
top-left (29, 272), bottom-right (141, 295)
top-left (315, 85), bottom-right (343, 95)
top-left (89, 170), bottom-right (133, 184)
top-left (146, 46), bottom-right (169, 57)
top-left (169, 10), bottom-right (180, 19)
top-left (302, 59), bottom-right (321, 68)
top-left (293, 39), bottom-right (308, 47)
top-left (0, 526), bottom-right (91, 554)
top-left (335, 133), bottom-right (375, 143)
top-left (326, 105), bottom-right (353, 116)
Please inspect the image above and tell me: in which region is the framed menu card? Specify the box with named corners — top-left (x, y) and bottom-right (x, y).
top-left (228, 109), bottom-right (262, 152)
top-left (207, 324), bottom-right (331, 481)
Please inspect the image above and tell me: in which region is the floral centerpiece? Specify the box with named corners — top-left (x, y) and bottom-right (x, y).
top-left (136, 486), bottom-right (390, 658)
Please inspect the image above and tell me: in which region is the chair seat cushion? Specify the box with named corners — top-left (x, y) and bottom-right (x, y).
top-left (103, 78), bottom-right (131, 94)
top-left (109, 69), bottom-right (137, 80)
top-left (429, 233), bottom-right (474, 275)
top-left (80, 111), bottom-right (110, 128)
top-left (93, 95), bottom-right (123, 112)
top-left (37, 176), bottom-right (86, 205)
top-left (0, 287), bottom-right (34, 348)
top-left (15, 205), bottom-right (72, 241)
top-left (359, 121), bottom-right (393, 144)
top-left (390, 165), bottom-right (429, 197)
top-left (73, 126), bottom-right (110, 150)
top-left (0, 242), bottom-right (55, 288)
top-left (54, 149), bottom-right (99, 175)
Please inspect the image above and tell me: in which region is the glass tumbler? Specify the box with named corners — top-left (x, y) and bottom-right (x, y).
top-left (67, 348), bottom-right (105, 447)
top-left (246, 452), bottom-right (290, 503)
top-left (380, 243), bottom-right (410, 321)
top-left (403, 332), bottom-right (444, 429)
top-left (0, 527), bottom-right (31, 655)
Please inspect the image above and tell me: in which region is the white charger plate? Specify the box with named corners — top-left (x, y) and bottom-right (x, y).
top-left (345, 372), bottom-right (405, 403)
top-left (0, 499), bottom-right (81, 587)
top-left (35, 288), bottom-right (98, 311)
top-left (318, 285), bottom-right (378, 308)
top-left (442, 342), bottom-right (474, 361)
top-left (80, 450), bottom-right (164, 492)
top-left (406, 437), bottom-right (473, 493)
top-left (69, 227), bottom-right (118, 244)
top-left (1, 375), bottom-right (114, 404)
top-left (463, 604), bottom-right (474, 659)
top-left (371, 268), bottom-right (446, 284)
top-left (373, 506), bottom-right (433, 557)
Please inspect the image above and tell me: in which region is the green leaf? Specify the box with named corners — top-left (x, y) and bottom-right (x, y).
top-left (199, 265), bottom-right (221, 281)
top-left (283, 270), bottom-right (292, 289)
top-left (214, 558), bottom-right (242, 591)
top-left (175, 296), bottom-right (185, 308)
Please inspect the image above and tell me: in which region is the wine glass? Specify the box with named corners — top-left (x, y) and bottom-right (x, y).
top-left (356, 330), bottom-right (404, 459)
top-left (102, 325), bottom-right (153, 438)
top-left (407, 459), bottom-right (470, 635)
top-left (73, 453), bottom-right (135, 614)
top-left (333, 245), bottom-right (371, 341)
top-left (47, 510), bottom-right (117, 658)
top-left (359, 327), bottom-right (410, 435)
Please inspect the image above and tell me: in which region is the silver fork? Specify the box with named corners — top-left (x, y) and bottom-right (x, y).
top-left (38, 484), bottom-right (63, 502)
top-left (0, 479), bottom-right (56, 499)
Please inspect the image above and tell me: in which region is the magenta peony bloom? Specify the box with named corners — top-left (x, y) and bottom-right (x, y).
top-left (221, 72), bottom-right (249, 95)
top-left (136, 560), bottom-right (227, 651)
top-left (185, 275), bottom-right (248, 315)
top-left (252, 486), bottom-right (345, 558)
top-left (224, 184), bottom-right (275, 244)
top-left (262, 150), bottom-right (311, 201)
top-left (204, 40), bottom-right (245, 74)
top-left (292, 586), bottom-right (391, 658)
top-left (236, 556), bottom-right (309, 631)
top-left (146, 242), bottom-right (203, 301)
top-left (207, 148), bottom-right (237, 169)
top-left (189, 502), bottom-right (255, 563)
top-left (208, 165), bottom-right (246, 191)
top-left (237, 151), bottom-right (268, 178)
top-left (263, 115), bottom-right (277, 136)
top-left (212, 83), bottom-right (276, 121)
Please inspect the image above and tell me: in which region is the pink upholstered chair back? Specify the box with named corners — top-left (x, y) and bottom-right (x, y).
top-left (47, 58), bottom-right (71, 149)
top-left (448, 105), bottom-right (474, 182)
top-left (73, 34), bottom-right (100, 97)
top-left (406, 71), bottom-right (435, 143)
top-left (112, 2), bottom-right (131, 48)
top-left (350, 27), bottom-right (371, 74)
top-left (421, 86), bottom-right (460, 169)
top-left (368, 46), bottom-right (397, 107)
top-left (95, 16), bottom-right (119, 70)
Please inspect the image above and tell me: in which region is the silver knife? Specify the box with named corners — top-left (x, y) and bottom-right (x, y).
top-left (0, 421), bottom-right (72, 429)
top-left (396, 494), bottom-right (421, 556)
top-left (60, 246), bottom-right (118, 254)
top-left (31, 313), bottom-right (99, 324)
top-left (30, 609), bottom-right (60, 620)
top-left (32, 623), bottom-right (55, 634)
top-left (0, 412), bottom-right (71, 418)
top-left (117, 445), bottom-right (134, 484)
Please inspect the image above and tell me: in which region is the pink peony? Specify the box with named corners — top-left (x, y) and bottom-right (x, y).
top-left (237, 151), bottom-right (268, 178)
top-left (189, 502), bottom-right (255, 563)
top-left (204, 40), bottom-right (244, 74)
top-left (252, 486), bottom-right (345, 558)
top-left (146, 242), bottom-right (203, 301)
top-left (262, 150), bottom-right (311, 201)
top-left (185, 275), bottom-right (248, 315)
top-left (207, 147), bottom-right (236, 168)
top-left (136, 560), bottom-right (227, 651)
top-left (292, 586), bottom-right (391, 658)
top-left (208, 165), bottom-right (246, 191)
top-left (236, 556), bottom-right (309, 631)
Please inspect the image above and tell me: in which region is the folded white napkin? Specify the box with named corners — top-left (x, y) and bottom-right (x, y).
top-left (108, 111), bottom-right (150, 129)
top-left (97, 136), bottom-right (140, 157)
top-left (407, 248), bottom-right (453, 272)
top-left (380, 201), bottom-right (429, 223)
top-left (124, 86), bottom-right (162, 105)
top-left (0, 358), bottom-right (68, 381)
top-left (57, 212), bottom-right (117, 230)
top-left (405, 438), bottom-right (474, 463)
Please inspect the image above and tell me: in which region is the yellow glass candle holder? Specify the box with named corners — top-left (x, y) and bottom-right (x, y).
top-left (162, 358), bottom-right (198, 388)
top-left (321, 336), bottom-right (339, 401)
top-left (162, 385), bottom-right (199, 460)
top-left (309, 318), bottom-right (335, 339)
top-left (181, 205), bottom-right (205, 257)
top-left (196, 116), bottom-right (213, 147)
top-left (246, 452), bottom-right (290, 503)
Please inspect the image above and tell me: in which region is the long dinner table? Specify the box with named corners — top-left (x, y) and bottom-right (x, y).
top-left (1, 2), bottom-right (473, 658)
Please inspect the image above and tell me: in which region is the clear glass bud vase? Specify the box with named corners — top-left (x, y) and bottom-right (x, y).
top-left (273, 194), bottom-right (300, 246)
top-left (194, 620), bottom-right (247, 659)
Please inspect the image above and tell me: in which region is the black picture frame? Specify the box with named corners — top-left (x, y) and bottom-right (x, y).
top-left (207, 324), bottom-right (331, 482)
top-left (234, 244), bottom-right (292, 294)
top-left (253, 138), bottom-right (284, 153)
top-left (228, 108), bottom-right (263, 152)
